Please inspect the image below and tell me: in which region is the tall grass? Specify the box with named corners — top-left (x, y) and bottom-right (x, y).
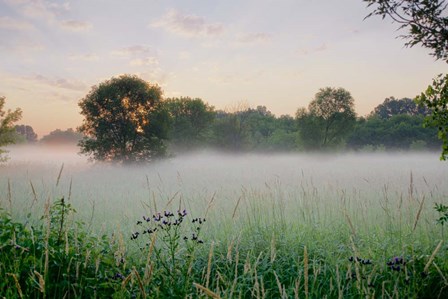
top-left (1, 152), bottom-right (448, 298)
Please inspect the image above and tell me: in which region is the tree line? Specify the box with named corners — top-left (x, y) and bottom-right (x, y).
top-left (0, 76), bottom-right (441, 164)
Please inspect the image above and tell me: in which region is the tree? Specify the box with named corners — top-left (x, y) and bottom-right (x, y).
top-left (364, 0), bottom-right (448, 62)
top-left (15, 125), bottom-right (38, 143)
top-left (416, 74), bottom-right (448, 159)
top-left (264, 115), bottom-right (299, 151)
top-left (164, 97), bottom-right (215, 150)
top-left (40, 128), bottom-right (83, 146)
top-left (0, 96), bottom-right (22, 161)
top-left (372, 97), bottom-right (430, 119)
top-left (365, 0), bottom-right (448, 159)
top-left (347, 114), bottom-right (440, 151)
top-left (78, 75), bottom-right (170, 163)
top-left (296, 87), bottom-right (356, 149)
top-left (212, 102), bottom-right (253, 151)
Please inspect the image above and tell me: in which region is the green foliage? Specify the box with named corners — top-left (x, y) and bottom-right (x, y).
top-left (364, 0), bottom-right (448, 62)
top-left (0, 198), bottom-right (122, 298)
top-left (416, 74), bottom-right (448, 160)
top-left (212, 108), bottom-right (253, 151)
top-left (434, 203), bottom-right (448, 226)
top-left (211, 106), bottom-right (298, 152)
top-left (0, 96), bottom-right (22, 161)
top-left (372, 97), bottom-right (430, 119)
top-left (296, 87), bottom-right (356, 150)
top-left (78, 75), bottom-right (169, 164)
top-left (348, 114), bottom-right (441, 151)
top-left (164, 97), bottom-right (216, 150)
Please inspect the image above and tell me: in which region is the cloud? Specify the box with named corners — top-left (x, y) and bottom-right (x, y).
top-left (112, 45), bottom-right (156, 57)
top-left (129, 57), bottom-right (159, 66)
top-left (27, 74), bottom-right (87, 91)
top-left (0, 39), bottom-right (45, 54)
top-left (151, 10), bottom-right (224, 38)
top-left (178, 51), bottom-right (191, 60)
top-left (60, 20), bottom-right (92, 32)
top-left (68, 53), bottom-right (99, 61)
top-left (237, 33), bottom-right (271, 44)
top-left (0, 16), bottom-right (34, 30)
top-left (4, 0), bottom-right (70, 21)
top-left (112, 45), bottom-right (159, 66)
top-left (297, 43), bottom-right (328, 55)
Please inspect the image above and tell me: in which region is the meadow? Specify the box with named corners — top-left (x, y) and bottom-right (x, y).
top-left (1, 147), bottom-right (448, 298)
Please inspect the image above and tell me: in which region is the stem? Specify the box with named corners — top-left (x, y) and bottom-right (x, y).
top-left (57, 197), bottom-right (65, 246)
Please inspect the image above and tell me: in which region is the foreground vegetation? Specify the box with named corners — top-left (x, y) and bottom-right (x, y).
top-left (1, 154), bottom-right (448, 298)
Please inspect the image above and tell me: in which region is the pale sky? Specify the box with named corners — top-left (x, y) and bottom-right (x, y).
top-left (0, 0), bottom-right (446, 137)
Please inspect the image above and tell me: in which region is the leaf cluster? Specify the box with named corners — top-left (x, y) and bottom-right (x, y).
top-left (0, 96), bottom-right (22, 161)
top-left (434, 203), bottom-right (448, 226)
top-left (365, 0), bottom-right (448, 62)
top-left (416, 74), bottom-right (448, 159)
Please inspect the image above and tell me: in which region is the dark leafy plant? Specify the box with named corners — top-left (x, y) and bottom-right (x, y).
top-left (130, 209), bottom-right (206, 297)
top-left (434, 203), bottom-right (448, 226)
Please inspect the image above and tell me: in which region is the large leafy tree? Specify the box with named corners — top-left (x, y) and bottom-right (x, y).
top-left (78, 75), bottom-right (170, 163)
top-left (296, 87), bottom-right (356, 149)
top-left (0, 96), bottom-right (22, 161)
top-left (164, 97), bottom-right (215, 150)
top-left (365, 0), bottom-right (448, 159)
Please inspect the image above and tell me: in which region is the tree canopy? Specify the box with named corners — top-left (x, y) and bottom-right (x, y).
top-left (416, 74), bottom-right (448, 159)
top-left (164, 97), bottom-right (215, 150)
top-left (78, 75), bottom-right (170, 164)
top-left (296, 87), bottom-right (356, 149)
top-left (0, 96), bottom-right (22, 161)
top-left (372, 97), bottom-right (430, 119)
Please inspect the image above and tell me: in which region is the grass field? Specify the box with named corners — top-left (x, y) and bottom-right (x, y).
top-left (1, 149), bottom-right (448, 298)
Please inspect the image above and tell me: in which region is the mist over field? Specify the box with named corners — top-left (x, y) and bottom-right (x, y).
top-left (2, 146), bottom-right (448, 297)
top-left (2, 146), bottom-right (447, 225)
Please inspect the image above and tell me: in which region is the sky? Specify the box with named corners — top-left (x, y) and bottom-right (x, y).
top-left (0, 0), bottom-right (446, 138)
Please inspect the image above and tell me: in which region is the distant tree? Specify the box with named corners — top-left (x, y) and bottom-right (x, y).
top-left (15, 125), bottom-right (38, 143)
top-left (365, 0), bottom-right (448, 159)
top-left (212, 104), bottom-right (279, 151)
top-left (348, 114), bottom-right (440, 151)
top-left (264, 114), bottom-right (299, 151)
top-left (244, 106), bottom-right (276, 149)
top-left (0, 96), bottom-right (22, 161)
top-left (164, 97), bottom-right (215, 150)
top-left (40, 128), bottom-right (83, 146)
top-left (372, 97), bottom-right (430, 119)
top-left (78, 75), bottom-right (170, 163)
top-left (212, 102), bottom-right (253, 151)
top-left (296, 87), bottom-right (356, 149)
